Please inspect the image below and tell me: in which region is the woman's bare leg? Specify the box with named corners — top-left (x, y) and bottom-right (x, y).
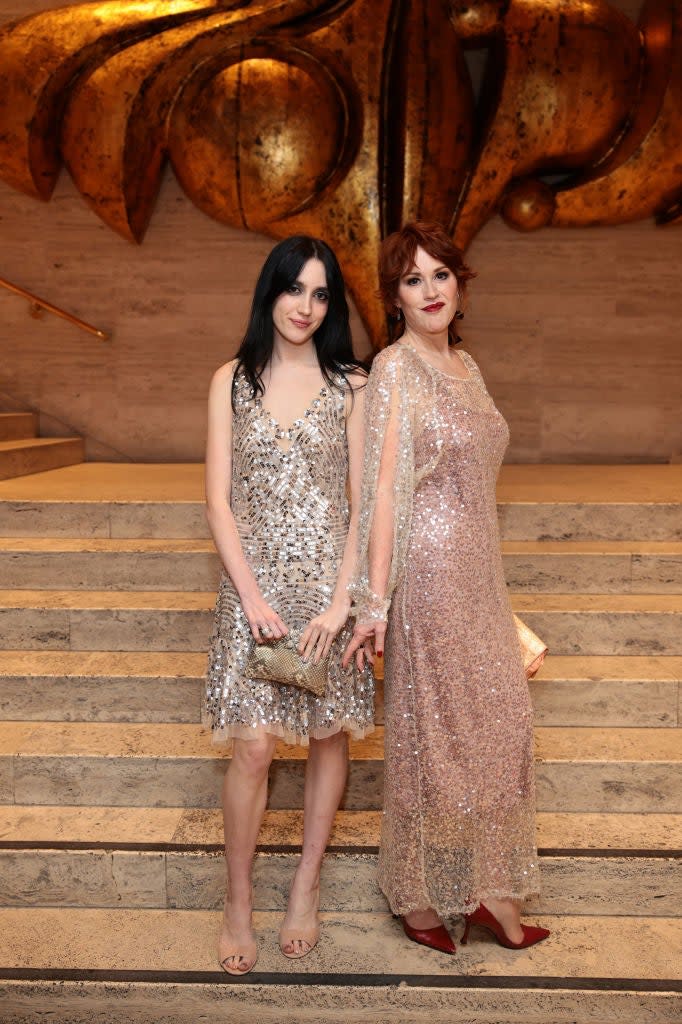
top-left (220, 733), bottom-right (278, 972)
top-left (280, 729), bottom-right (349, 955)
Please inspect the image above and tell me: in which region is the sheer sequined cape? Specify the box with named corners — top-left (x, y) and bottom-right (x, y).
top-left (204, 369), bottom-right (374, 747)
top-left (352, 344), bottom-right (539, 917)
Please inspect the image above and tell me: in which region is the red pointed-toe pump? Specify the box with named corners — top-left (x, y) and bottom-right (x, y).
top-left (461, 903), bottom-right (550, 950)
top-left (400, 916), bottom-right (457, 955)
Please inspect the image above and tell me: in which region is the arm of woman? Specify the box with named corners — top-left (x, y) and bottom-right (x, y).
top-left (205, 362), bottom-right (287, 641)
top-left (342, 351), bottom-right (405, 670)
top-left (299, 372), bottom-right (366, 664)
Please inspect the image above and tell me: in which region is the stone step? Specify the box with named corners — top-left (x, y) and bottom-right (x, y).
top-left (504, 541), bottom-right (682, 594)
top-left (0, 723), bottom-right (679, 813)
top-left (0, 651), bottom-right (207, 724)
top-left (1, 590), bottom-right (681, 655)
top-left (0, 652), bottom-right (679, 728)
top-left (1, 537), bottom-right (681, 593)
top-left (513, 594), bottom-right (682, 656)
top-left (0, 413), bottom-right (38, 442)
top-left (0, 538), bottom-right (218, 592)
top-left (0, 463), bottom-right (679, 540)
top-left (2, 806), bottom-right (678, 852)
top-left (0, 808), bottom-right (678, 916)
top-left (0, 908), bottom-right (679, 1024)
top-left (0, 438), bottom-right (85, 482)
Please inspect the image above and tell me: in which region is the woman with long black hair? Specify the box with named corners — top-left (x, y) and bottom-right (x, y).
top-left (204, 236), bottom-right (372, 974)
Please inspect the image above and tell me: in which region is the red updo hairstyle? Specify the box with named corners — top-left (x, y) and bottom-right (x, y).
top-left (379, 221), bottom-right (476, 344)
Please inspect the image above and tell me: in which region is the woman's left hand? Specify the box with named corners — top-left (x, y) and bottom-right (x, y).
top-left (299, 599), bottom-right (351, 664)
top-left (342, 619), bottom-right (385, 672)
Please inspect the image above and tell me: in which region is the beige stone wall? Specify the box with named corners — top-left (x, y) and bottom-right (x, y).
top-left (0, 0), bottom-right (679, 462)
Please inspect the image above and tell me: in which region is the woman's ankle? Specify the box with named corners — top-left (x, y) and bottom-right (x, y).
top-left (404, 908), bottom-right (442, 930)
top-left (290, 866), bottom-right (321, 895)
top-left (224, 892), bottom-right (253, 917)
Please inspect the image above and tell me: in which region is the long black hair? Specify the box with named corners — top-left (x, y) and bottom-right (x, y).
top-left (232, 235), bottom-right (367, 409)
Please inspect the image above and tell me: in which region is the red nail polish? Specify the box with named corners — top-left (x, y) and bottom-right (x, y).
top-left (377, 651), bottom-right (383, 657)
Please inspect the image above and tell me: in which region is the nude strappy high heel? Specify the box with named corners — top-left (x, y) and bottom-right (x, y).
top-left (218, 919), bottom-right (258, 975)
top-left (278, 920), bottom-right (320, 959)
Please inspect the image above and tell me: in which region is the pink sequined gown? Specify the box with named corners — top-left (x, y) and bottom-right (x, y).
top-left (358, 344), bottom-right (539, 917)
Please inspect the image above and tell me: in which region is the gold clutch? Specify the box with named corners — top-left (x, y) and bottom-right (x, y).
top-left (245, 633), bottom-right (328, 697)
top-left (514, 614), bottom-right (548, 678)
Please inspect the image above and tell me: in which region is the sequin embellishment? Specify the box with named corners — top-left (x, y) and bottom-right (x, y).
top-left (204, 370), bottom-right (374, 747)
top-left (354, 345), bottom-right (539, 916)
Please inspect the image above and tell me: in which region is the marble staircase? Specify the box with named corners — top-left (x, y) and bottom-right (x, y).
top-left (0, 464), bottom-right (679, 1023)
top-left (0, 412), bottom-right (84, 481)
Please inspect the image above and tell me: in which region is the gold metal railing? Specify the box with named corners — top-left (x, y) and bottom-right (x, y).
top-left (0, 275), bottom-right (109, 340)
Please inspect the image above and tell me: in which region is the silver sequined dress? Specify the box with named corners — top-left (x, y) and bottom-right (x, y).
top-left (353, 344), bottom-right (539, 917)
top-left (204, 369), bottom-right (374, 746)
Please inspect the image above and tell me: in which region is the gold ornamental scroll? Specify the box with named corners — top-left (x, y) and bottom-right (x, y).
top-left (551, 0), bottom-right (682, 228)
top-left (450, 0), bottom-right (642, 248)
top-left (59, 1), bottom-right (330, 243)
top-left (0, 1), bottom-right (226, 199)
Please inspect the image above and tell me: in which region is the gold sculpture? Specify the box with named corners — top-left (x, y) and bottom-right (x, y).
top-left (551, 0), bottom-right (682, 229)
top-left (0, 0), bottom-right (679, 347)
top-left (450, 0), bottom-right (643, 247)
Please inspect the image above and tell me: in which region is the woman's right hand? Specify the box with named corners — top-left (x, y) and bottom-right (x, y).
top-left (240, 591), bottom-right (288, 643)
top-left (342, 619), bottom-right (387, 671)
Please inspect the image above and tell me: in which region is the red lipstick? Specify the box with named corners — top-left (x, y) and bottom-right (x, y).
top-left (422, 302), bottom-right (445, 313)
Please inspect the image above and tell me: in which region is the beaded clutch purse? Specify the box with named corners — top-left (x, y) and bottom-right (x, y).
top-left (513, 614), bottom-right (548, 678)
top-left (245, 633), bottom-right (328, 697)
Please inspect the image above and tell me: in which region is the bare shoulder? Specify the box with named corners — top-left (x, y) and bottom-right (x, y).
top-left (211, 358), bottom-right (239, 386)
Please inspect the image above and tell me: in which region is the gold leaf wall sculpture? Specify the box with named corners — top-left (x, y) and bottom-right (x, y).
top-left (0, 1), bottom-right (225, 198)
top-left (550, 0), bottom-right (682, 228)
top-left (449, 0), bottom-right (650, 246)
top-left (0, 0), bottom-right (679, 347)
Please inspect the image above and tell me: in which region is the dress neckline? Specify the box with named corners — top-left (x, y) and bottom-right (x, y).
top-left (398, 342), bottom-right (472, 382)
top-left (254, 383), bottom-right (330, 451)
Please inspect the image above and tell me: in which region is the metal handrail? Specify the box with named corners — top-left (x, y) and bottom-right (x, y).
top-left (0, 275), bottom-right (109, 340)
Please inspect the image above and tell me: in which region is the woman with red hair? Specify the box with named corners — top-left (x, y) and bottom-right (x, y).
top-left (344, 222), bottom-right (549, 954)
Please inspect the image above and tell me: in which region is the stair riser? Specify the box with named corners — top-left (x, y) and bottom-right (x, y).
top-left (1, 981), bottom-right (678, 1024)
top-left (0, 848), bottom-right (677, 916)
top-left (1, 550), bottom-right (681, 593)
top-left (499, 503), bottom-right (682, 542)
top-left (0, 502), bottom-right (209, 539)
top-left (0, 676), bottom-right (679, 728)
top-left (0, 677), bottom-right (206, 724)
top-left (2, 757), bottom-right (679, 813)
top-left (0, 552), bottom-right (221, 591)
top-left (0, 414), bottom-right (38, 442)
top-left (517, 611), bottom-right (682, 657)
top-left (506, 554), bottom-right (682, 594)
top-left (1, 501), bottom-right (680, 542)
top-left (0, 440), bottom-right (84, 482)
top-left (2, 607), bottom-right (681, 655)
